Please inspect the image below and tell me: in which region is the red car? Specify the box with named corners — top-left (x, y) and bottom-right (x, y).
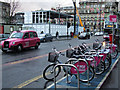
top-left (0, 30), bottom-right (40, 52)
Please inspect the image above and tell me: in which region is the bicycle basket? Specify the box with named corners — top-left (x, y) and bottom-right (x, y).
top-left (48, 52), bottom-right (59, 62)
top-left (66, 49), bottom-right (74, 58)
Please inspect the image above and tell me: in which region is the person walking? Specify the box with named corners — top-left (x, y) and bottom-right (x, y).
top-left (56, 31), bottom-right (59, 39)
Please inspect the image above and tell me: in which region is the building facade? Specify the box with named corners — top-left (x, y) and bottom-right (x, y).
top-left (55, 0), bottom-right (118, 32)
top-left (14, 12), bottom-right (24, 24)
top-left (22, 10), bottom-right (84, 37)
top-left (55, 6), bottom-right (76, 25)
top-left (0, 1), bottom-right (10, 24)
top-left (79, 0), bottom-right (118, 32)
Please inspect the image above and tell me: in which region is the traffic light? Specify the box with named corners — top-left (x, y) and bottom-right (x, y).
top-left (67, 22), bottom-right (70, 28)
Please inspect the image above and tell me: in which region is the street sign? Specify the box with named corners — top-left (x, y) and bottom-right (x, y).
top-left (109, 15), bottom-right (117, 22)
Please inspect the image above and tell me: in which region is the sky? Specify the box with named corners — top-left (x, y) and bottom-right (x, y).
top-left (0, 0), bottom-right (79, 12)
top-left (0, 0), bottom-right (120, 12)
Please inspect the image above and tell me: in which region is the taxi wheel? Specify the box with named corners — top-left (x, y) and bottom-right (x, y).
top-left (35, 43), bottom-right (39, 49)
top-left (17, 45), bottom-right (23, 52)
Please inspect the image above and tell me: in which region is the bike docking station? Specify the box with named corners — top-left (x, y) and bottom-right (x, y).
top-left (47, 54), bottom-right (120, 90)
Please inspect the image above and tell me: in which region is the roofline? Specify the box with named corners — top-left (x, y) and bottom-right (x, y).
top-left (0, 1), bottom-right (10, 5)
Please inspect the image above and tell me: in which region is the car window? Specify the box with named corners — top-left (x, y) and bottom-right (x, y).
top-left (81, 33), bottom-right (86, 35)
top-left (46, 34), bottom-right (49, 37)
top-left (10, 32), bottom-right (23, 38)
top-left (24, 33), bottom-right (29, 39)
top-left (29, 32), bottom-right (34, 38)
top-left (39, 34), bottom-right (45, 37)
top-left (34, 32), bottom-right (37, 37)
top-left (48, 34), bottom-right (52, 37)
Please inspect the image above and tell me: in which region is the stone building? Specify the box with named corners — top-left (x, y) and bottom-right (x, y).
top-left (0, 1), bottom-right (10, 24)
top-left (79, 0), bottom-right (118, 32)
top-left (55, 0), bottom-right (119, 32)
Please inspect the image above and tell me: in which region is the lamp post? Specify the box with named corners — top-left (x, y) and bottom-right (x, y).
top-left (59, 4), bottom-right (60, 25)
top-left (99, 3), bottom-right (102, 32)
top-left (72, 0), bottom-right (76, 35)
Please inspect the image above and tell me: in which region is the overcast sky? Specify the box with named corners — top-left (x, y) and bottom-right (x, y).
top-left (18, 0), bottom-right (75, 12)
top-left (0, 0), bottom-right (78, 12)
top-left (0, 0), bottom-right (120, 12)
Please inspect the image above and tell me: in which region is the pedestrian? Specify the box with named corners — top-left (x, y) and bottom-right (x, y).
top-left (56, 31), bottom-right (59, 39)
top-left (41, 31), bottom-right (44, 34)
top-left (70, 31), bottom-right (72, 38)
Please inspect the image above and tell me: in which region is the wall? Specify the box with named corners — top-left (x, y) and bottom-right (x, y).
top-left (24, 12), bottom-right (32, 24)
top-left (3, 25), bottom-right (22, 34)
top-left (22, 24), bottom-right (84, 36)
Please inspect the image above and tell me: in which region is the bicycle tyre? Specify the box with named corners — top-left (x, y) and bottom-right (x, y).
top-left (43, 64), bottom-right (61, 81)
top-left (96, 61), bottom-right (105, 75)
top-left (104, 56), bottom-right (111, 70)
top-left (111, 49), bottom-right (118, 59)
top-left (77, 65), bottom-right (95, 83)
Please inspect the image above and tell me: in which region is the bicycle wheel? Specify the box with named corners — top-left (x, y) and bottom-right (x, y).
top-left (111, 49), bottom-right (118, 59)
top-left (43, 64), bottom-right (61, 81)
top-left (77, 66), bottom-right (95, 83)
top-left (96, 61), bottom-right (105, 75)
top-left (104, 56), bottom-right (111, 70)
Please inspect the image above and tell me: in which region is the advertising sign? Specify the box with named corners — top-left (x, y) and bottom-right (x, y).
top-left (109, 15), bottom-right (117, 22)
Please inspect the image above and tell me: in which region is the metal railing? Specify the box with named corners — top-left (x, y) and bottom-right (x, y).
top-left (54, 64), bottom-right (80, 90)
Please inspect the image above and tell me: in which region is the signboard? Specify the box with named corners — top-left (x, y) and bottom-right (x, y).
top-left (109, 15), bottom-right (117, 22)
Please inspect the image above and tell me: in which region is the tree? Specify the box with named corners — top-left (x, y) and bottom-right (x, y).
top-left (4, 0), bottom-right (20, 24)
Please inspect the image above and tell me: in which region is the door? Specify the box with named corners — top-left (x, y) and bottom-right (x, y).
top-left (23, 32), bottom-right (30, 48)
top-left (29, 32), bottom-right (36, 46)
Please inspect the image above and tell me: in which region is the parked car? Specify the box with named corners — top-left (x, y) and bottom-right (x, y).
top-left (0, 34), bottom-right (10, 42)
top-left (94, 32), bottom-right (103, 36)
top-left (103, 33), bottom-right (109, 41)
top-left (0, 30), bottom-right (40, 52)
top-left (78, 32), bottom-right (90, 39)
top-left (38, 33), bottom-right (53, 42)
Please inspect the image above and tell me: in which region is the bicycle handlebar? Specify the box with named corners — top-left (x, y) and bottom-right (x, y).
top-left (52, 47), bottom-right (65, 56)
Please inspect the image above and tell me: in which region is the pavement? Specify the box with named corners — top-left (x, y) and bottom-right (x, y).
top-left (47, 53), bottom-right (120, 89)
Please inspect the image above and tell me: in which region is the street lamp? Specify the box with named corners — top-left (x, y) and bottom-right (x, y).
top-left (58, 4), bottom-right (60, 25)
top-left (72, 0), bottom-right (76, 35)
top-left (99, 3), bottom-right (102, 32)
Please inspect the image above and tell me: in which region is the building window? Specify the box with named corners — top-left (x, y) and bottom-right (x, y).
top-left (32, 13), bottom-right (35, 23)
top-left (36, 12), bottom-right (38, 23)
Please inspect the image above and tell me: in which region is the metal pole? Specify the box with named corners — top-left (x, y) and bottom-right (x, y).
top-left (54, 64), bottom-right (80, 90)
top-left (100, 3), bottom-right (101, 32)
top-left (112, 22), bottom-right (114, 44)
top-left (49, 11), bottom-right (51, 34)
top-left (73, 1), bottom-right (76, 35)
top-left (59, 4), bottom-right (60, 25)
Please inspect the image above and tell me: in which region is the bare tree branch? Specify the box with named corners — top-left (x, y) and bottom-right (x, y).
top-left (4, 0), bottom-right (20, 23)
